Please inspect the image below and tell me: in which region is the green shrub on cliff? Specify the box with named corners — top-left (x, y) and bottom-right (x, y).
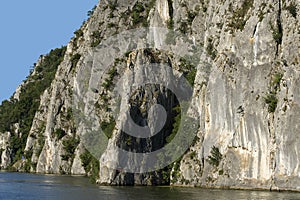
top-left (264, 92), bottom-right (278, 113)
top-left (61, 137), bottom-right (80, 161)
top-left (285, 3), bottom-right (297, 18)
top-left (207, 146), bottom-right (222, 167)
top-left (80, 150), bottom-right (100, 183)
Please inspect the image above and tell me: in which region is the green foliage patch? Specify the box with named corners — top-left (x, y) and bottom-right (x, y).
top-left (207, 146), bottom-right (222, 167)
top-left (80, 150), bottom-right (100, 183)
top-left (264, 91), bottom-right (278, 113)
top-left (206, 38), bottom-right (217, 60)
top-left (91, 31), bottom-right (102, 47)
top-left (264, 72), bottom-right (283, 113)
top-left (54, 128), bottom-right (66, 140)
top-left (178, 57), bottom-right (197, 86)
top-left (102, 67), bottom-right (118, 90)
top-left (285, 3), bottom-right (297, 18)
top-left (228, 0), bottom-right (254, 31)
top-left (100, 118), bottom-right (116, 139)
top-left (70, 53), bottom-right (81, 69)
top-left (131, 1), bottom-right (156, 27)
top-left (61, 137), bottom-right (80, 161)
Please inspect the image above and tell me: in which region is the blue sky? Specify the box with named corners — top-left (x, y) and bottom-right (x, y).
top-left (0, 0), bottom-right (99, 103)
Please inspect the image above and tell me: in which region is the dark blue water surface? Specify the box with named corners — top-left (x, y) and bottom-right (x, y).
top-left (0, 172), bottom-right (300, 200)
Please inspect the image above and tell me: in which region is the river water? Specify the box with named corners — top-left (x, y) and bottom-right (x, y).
top-left (0, 172), bottom-right (299, 200)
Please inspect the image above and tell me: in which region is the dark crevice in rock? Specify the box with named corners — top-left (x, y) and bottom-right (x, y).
top-left (252, 23), bottom-right (258, 36)
top-left (275, 0), bottom-right (283, 56)
top-left (167, 0), bottom-right (174, 29)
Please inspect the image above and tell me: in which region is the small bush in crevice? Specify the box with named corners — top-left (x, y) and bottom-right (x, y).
top-left (206, 38), bottom-right (217, 60)
top-left (70, 53), bottom-right (81, 69)
top-left (207, 146), bottom-right (222, 167)
top-left (285, 3), bottom-right (297, 18)
top-left (54, 128), bottom-right (66, 140)
top-left (264, 91), bottom-right (278, 113)
top-left (102, 66), bottom-right (118, 90)
top-left (185, 68), bottom-right (197, 86)
top-left (263, 72), bottom-right (283, 113)
top-left (61, 137), bottom-right (80, 161)
top-left (178, 57), bottom-right (197, 86)
top-left (272, 73), bottom-right (283, 89)
top-left (66, 108), bottom-right (73, 121)
top-left (74, 29), bottom-right (83, 38)
top-left (100, 118), bottom-right (116, 139)
top-left (269, 22), bottom-right (283, 46)
top-left (91, 31), bottom-right (102, 47)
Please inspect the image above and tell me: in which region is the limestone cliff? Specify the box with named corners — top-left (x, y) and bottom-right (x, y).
top-left (0, 0), bottom-right (300, 191)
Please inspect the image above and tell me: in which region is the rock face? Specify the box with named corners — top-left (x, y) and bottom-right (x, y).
top-left (1, 0), bottom-right (300, 191)
top-left (0, 132), bottom-right (11, 168)
top-left (169, 0), bottom-right (300, 191)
